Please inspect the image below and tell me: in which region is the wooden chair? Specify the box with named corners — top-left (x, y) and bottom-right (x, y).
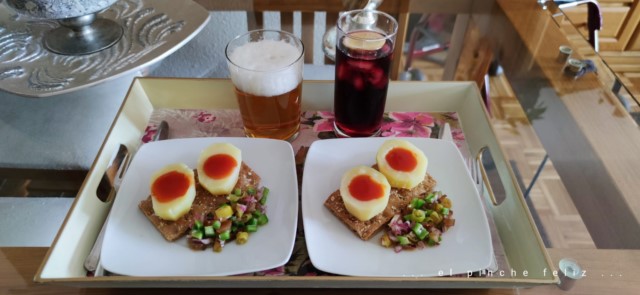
top-left (194, 0), bottom-right (410, 80)
top-left (555, 0), bottom-right (602, 51)
top-left (454, 21), bottom-right (494, 110)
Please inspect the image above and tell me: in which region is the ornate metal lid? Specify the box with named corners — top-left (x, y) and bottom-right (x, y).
top-left (0, 0), bottom-right (210, 97)
top-left (6, 0), bottom-right (118, 19)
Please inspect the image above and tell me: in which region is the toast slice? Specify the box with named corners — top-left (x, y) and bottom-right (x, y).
top-left (139, 162), bottom-right (261, 241)
top-left (324, 170), bottom-right (436, 241)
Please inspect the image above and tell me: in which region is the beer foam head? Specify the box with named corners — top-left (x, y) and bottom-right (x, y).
top-left (227, 39), bottom-right (303, 97)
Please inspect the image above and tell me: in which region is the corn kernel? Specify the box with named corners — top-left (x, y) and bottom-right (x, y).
top-left (381, 233), bottom-right (392, 248)
top-left (215, 205), bottom-right (233, 220)
top-left (236, 232), bottom-right (249, 245)
top-left (441, 197), bottom-right (452, 209)
top-left (213, 240), bottom-right (223, 252)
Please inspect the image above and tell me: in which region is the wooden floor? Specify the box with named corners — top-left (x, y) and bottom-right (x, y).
top-left (409, 57), bottom-right (597, 249)
top-left (487, 74), bottom-right (596, 249)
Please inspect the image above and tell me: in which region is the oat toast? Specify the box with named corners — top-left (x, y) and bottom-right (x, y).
top-left (139, 162), bottom-right (261, 241)
top-left (324, 170), bottom-right (436, 241)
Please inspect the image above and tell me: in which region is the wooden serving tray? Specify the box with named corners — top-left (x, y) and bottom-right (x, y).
top-left (35, 78), bottom-right (557, 288)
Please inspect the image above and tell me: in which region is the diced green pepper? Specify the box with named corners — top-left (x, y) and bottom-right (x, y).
top-left (194, 220), bottom-right (203, 230)
top-left (426, 193), bottom-right (435, 203)
top-left (259, 195), bottom-right (268, 205)
top-left (397, 235), bottom-right (411, 246)
top-left (246, 224), bottom-right (258, 232)
top-left (212, 220), bottom-right (221, 230)
top-left (411, 209), bottom-right (426, 223)
top-left (260, 187), bottom-right (270, 205)
top-left (403, 214), bottom-right (413, 221)
top-left (412, 223), bottom-right (428, 240)
top-left (227, 194), bottom-right (240, 202)
top-left (191, 229), bottom-right (203, 240)
top-left (247, 217), bottom-right (258, 226)
top-left (410, 198), bottom-right (425, 209)
top-left (257, 213), bottom-right (269, 225)
top-left (204, 225), bottom-right (215, 237)
top-left (233, 188), bottom-right (242, 196)
top-left (218, 230), bottom-right (231, 241)
top-left (441, 207), bottom-right (450, 216)
top-left (247, 187), bottom-right (256, 195)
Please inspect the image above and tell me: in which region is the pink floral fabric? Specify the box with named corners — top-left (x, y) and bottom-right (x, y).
top-left (193, 111), bottom-right (216, 123)
top-left (310, 111), bottom-right (335, 133)
top-left (381, 112), bottom-right (435, 137)
top-left (144, 109), bottom-right (465, 148)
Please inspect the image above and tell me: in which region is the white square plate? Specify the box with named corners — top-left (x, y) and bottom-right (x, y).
top-left (302, 138), bottom-right (493, 277)
top-left (101, 138), bottom-right (298, 276)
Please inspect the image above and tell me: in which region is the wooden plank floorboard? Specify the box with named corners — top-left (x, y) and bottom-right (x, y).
top-left (406, 53), bottom-right (596, 249)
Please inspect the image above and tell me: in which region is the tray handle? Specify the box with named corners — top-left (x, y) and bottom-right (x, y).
top-left (477, 146), bottom-right (499, 206)
top-left (475, 145), bottom-right (516, 206)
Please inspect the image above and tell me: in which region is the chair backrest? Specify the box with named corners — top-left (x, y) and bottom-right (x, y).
top-left (450, 19), bottom-right (493, 110)
top-left (555, 0), bottom-right (602, 51)
top-left (195, 0), bottom-right (410, 79)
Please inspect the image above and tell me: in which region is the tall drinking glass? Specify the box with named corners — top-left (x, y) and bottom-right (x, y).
top-left (225, 30), bottom-right (304, 141)
top-left (333, 10), bottom-right (398, 137)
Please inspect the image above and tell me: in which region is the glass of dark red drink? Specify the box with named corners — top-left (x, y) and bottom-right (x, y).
top-left (333, 10), bottom-right (398, 137)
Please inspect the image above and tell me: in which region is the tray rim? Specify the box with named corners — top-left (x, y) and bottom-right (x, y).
top-left (34, 77), bottom-right (558, 288)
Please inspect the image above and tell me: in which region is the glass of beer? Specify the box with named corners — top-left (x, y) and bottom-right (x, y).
top-left (333, 10), bottom-right (398, 137)
top-left (225, 30), bottom-right (304, 141)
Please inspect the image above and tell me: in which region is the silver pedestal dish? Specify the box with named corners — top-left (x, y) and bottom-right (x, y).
top-left (0, 0), bottom-right (210, 97)
top-left (7, 0), bottom-right (123, 55)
